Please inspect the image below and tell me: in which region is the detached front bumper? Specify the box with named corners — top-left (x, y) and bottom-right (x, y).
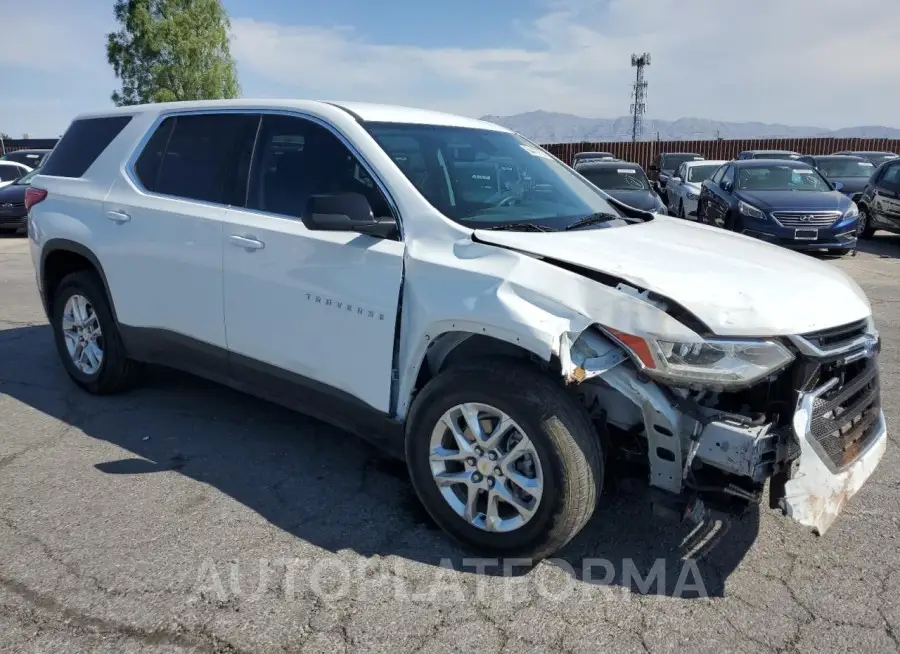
top-left (777, 378), bottom-right (886, 534)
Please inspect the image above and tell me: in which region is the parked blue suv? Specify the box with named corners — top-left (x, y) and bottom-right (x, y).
top-left (697, 159), bottom-right (859, 255)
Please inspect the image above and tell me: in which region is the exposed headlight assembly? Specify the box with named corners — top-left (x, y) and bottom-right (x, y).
top-left (605, 327), bottom-right (795, 390)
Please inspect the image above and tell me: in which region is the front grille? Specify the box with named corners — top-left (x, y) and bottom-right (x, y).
top-left (772, 211), bottom-right (841, 228)
top-left (809, 357), bottom-right (881, 470)
top-left (801, 319), bottom-right (868, 351)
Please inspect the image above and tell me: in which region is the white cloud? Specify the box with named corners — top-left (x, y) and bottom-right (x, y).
top-left (3, 0), bottom-right (899, 136)
top-left (230, 0), bottom-right (900, 128)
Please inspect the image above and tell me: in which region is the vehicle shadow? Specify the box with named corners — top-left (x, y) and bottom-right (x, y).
top-left (856, 233), bottom-right (900, 259)
top-left (0, 324), bottom-right (758, 598)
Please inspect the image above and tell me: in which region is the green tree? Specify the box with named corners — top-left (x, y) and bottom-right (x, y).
top-left (106, 0), bottom-right (240, 106)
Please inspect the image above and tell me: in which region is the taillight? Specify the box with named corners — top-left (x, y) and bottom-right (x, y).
top-left (24, 187), bottom-right (47, 211)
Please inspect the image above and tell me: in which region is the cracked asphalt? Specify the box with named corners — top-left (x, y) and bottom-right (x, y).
top-left (1, 233), bottom-right (900, 653)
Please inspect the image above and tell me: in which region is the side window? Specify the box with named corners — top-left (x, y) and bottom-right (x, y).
top-left (880, 163), bottom-right (900, 190)
top-left (247, 114), bottom-right (392, 221)
top-left (137, 113), bottom-right (259, 205)
top-left (711, 165), bottom-right (726, 185)
top-left (40, 116), bottom-right (132, 178)
top-left (721, 165), bottom-right (735, 189)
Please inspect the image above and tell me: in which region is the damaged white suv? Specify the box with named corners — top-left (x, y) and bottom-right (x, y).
top-left (27, 100), bottom-right (886, 560)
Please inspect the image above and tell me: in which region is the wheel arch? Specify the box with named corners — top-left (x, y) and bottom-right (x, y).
top-left (41, 239), bottom-right (117, 322)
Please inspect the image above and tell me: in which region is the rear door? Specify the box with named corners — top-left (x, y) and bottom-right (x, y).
top-left (100, 112), bottom-right (258, 359)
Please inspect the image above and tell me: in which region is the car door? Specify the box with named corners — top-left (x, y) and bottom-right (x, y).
top-left (707, 165), bottom-right (734, 226)
top-left (668, 163), bottom-right (684, 211)
top-left (871, 161), bottom-right (900, 230)
top-left (101, 112), bottom-right (258, 363)
top-left (221, 113), bottom-right (404, 414)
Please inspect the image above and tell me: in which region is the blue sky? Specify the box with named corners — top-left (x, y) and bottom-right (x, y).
top-left (2, 0), bottom-right (899, 137)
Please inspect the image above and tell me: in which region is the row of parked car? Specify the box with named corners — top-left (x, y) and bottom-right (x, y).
top-left (570, 148), bottom-right (899, 256)
top-left (0, 149), bottom-right (53, 233)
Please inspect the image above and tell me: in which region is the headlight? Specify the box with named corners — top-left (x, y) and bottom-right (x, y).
top-left (605, 328), bottom-right (795, 389)
top-left (844, 202), bottom-right (859, 218)
top-left (738, 200), bottom-right (767, 220)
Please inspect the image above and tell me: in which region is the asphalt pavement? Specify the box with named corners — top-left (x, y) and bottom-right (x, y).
top-left (1, 233), bottom-right (900, 653)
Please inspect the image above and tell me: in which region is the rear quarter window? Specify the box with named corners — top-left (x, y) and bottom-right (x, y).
top-left (41, 116), bottom-right (133, 178)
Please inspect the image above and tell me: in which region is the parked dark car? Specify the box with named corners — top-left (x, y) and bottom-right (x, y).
top-left (796, 154), bottom-right (876, 202)
top-left (572, 151), bottom-right (617, 165)
top-left (697, 159), bottom-right (859, 255)
top-left (647, 152), bottom-right (704, 202)
top-left (736, 150), bottom-right (801, 160)
top-left (855, 157), bottom-right (900, 239)
top-left (0, 166), bottom-right (40, 234)
top-left (832, 150), bottom-right (898, 166)
top-left (0, 149), bottom-right (52, 168)
top-left (574, 159), bottom-right (667, 213)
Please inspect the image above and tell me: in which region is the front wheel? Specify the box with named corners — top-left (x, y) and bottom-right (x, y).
top-left (858, 207), bottom-right (875, 239)
top-left (405, 360), bottom-right (603, 561)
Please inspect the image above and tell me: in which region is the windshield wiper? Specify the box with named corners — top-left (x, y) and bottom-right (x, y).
top-left (483, 222), bottom-right (557, 232)
top-left (563, 212), bottom-right (621, 231)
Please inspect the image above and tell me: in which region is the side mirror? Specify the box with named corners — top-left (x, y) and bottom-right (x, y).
top-left (721, 181), bottom-right (733, 192)
top-left (672, 176), bottom-right (682, 184)
top-left (304, 193), bottom-right (397, 238)
top-left (832, 181), bottom-right (844, 192)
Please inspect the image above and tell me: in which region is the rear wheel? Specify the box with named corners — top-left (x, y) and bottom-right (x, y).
top-left (50, 271), bottom-right (141, 394)
top-left (858, 206), bottom-right (875, 239)
top-left (405, 360), bottom-right (603, 560)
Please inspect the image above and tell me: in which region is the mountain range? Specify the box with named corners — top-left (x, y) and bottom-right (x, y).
top-left (478, 110), bottom-right (900, 143)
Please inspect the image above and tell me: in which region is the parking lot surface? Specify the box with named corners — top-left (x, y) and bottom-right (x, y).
top-left (2, 234), bottom-right (900, 653)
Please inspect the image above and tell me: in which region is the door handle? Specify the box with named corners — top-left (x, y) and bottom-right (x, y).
top-left (106, 210), bottom-right (131, 223)
top-left (229, 234), bottom-right (265, 251)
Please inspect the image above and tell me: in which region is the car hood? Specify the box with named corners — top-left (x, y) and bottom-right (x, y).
top-left (0, 183), bottom-right (26, 201)
top-left (473, 216), bottom-right (870, 337)
top-left (601, 189), bottom-right (661, 211)
top-left (683, 182), bottom-right (702, 194)
top-left (826, 177), bottom-right (868, 195)
top-left (734, 190), bottom-right (851, 212)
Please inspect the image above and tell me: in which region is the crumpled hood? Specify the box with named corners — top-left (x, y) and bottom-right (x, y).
top-left (473, 216), bottom-right (870, 337)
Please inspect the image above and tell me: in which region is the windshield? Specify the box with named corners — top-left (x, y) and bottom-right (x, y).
top-left (753, 152), bottom-right (799, 160)
top-left (736, 165), bottom-right (832, 192)
top-left (580, 166), bottom-right (649, 190)
top-left (661, 154), bottom-right (702, 171)
top-left (817, 158), bottom-right (876, 178)
top-left (366, 123), bottom-right (628, 230)
top-left (686, 164), bottom-right (721, 183)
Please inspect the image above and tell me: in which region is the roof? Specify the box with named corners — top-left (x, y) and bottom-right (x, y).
top-left (71, 99), bottom-right (509, 132)
top-left (574, 151), bottom-right (615, 156)
top-left (683, 159), bottom-right (726, 167)
top-left (576, 160), bottom-right (643, 170)
top-left (808, 154), bottom-right (868, 162)
top-left (661, 152), bottom-right (702, 156)
top-left (0, 160), bottom-right (28, 167)
top-left (732, 158), bottom-right (811, 168)
top-left (744, 149), bottom-right (799, 154)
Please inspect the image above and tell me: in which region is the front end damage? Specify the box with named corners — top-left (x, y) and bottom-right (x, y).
top-left (564, 319), bottom-right (886, 534)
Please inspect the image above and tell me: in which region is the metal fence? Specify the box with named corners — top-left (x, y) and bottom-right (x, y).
top-left (542, 137), bottom-right (900, 170)
top-left (0, 138), bottom-right (59, 156)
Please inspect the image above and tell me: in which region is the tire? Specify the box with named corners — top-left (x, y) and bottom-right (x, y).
top-left (858, 206), bottom-right (875, 239)
top-left (405, 359), bottom-right (603, 561)
top-left (723, 211), bottom-right (735, 231)
top-left (50, 270), bottom-right (141, 395)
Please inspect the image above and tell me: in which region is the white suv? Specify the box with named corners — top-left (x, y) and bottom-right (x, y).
top-left (27, 100), bottom-right (886, 559)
